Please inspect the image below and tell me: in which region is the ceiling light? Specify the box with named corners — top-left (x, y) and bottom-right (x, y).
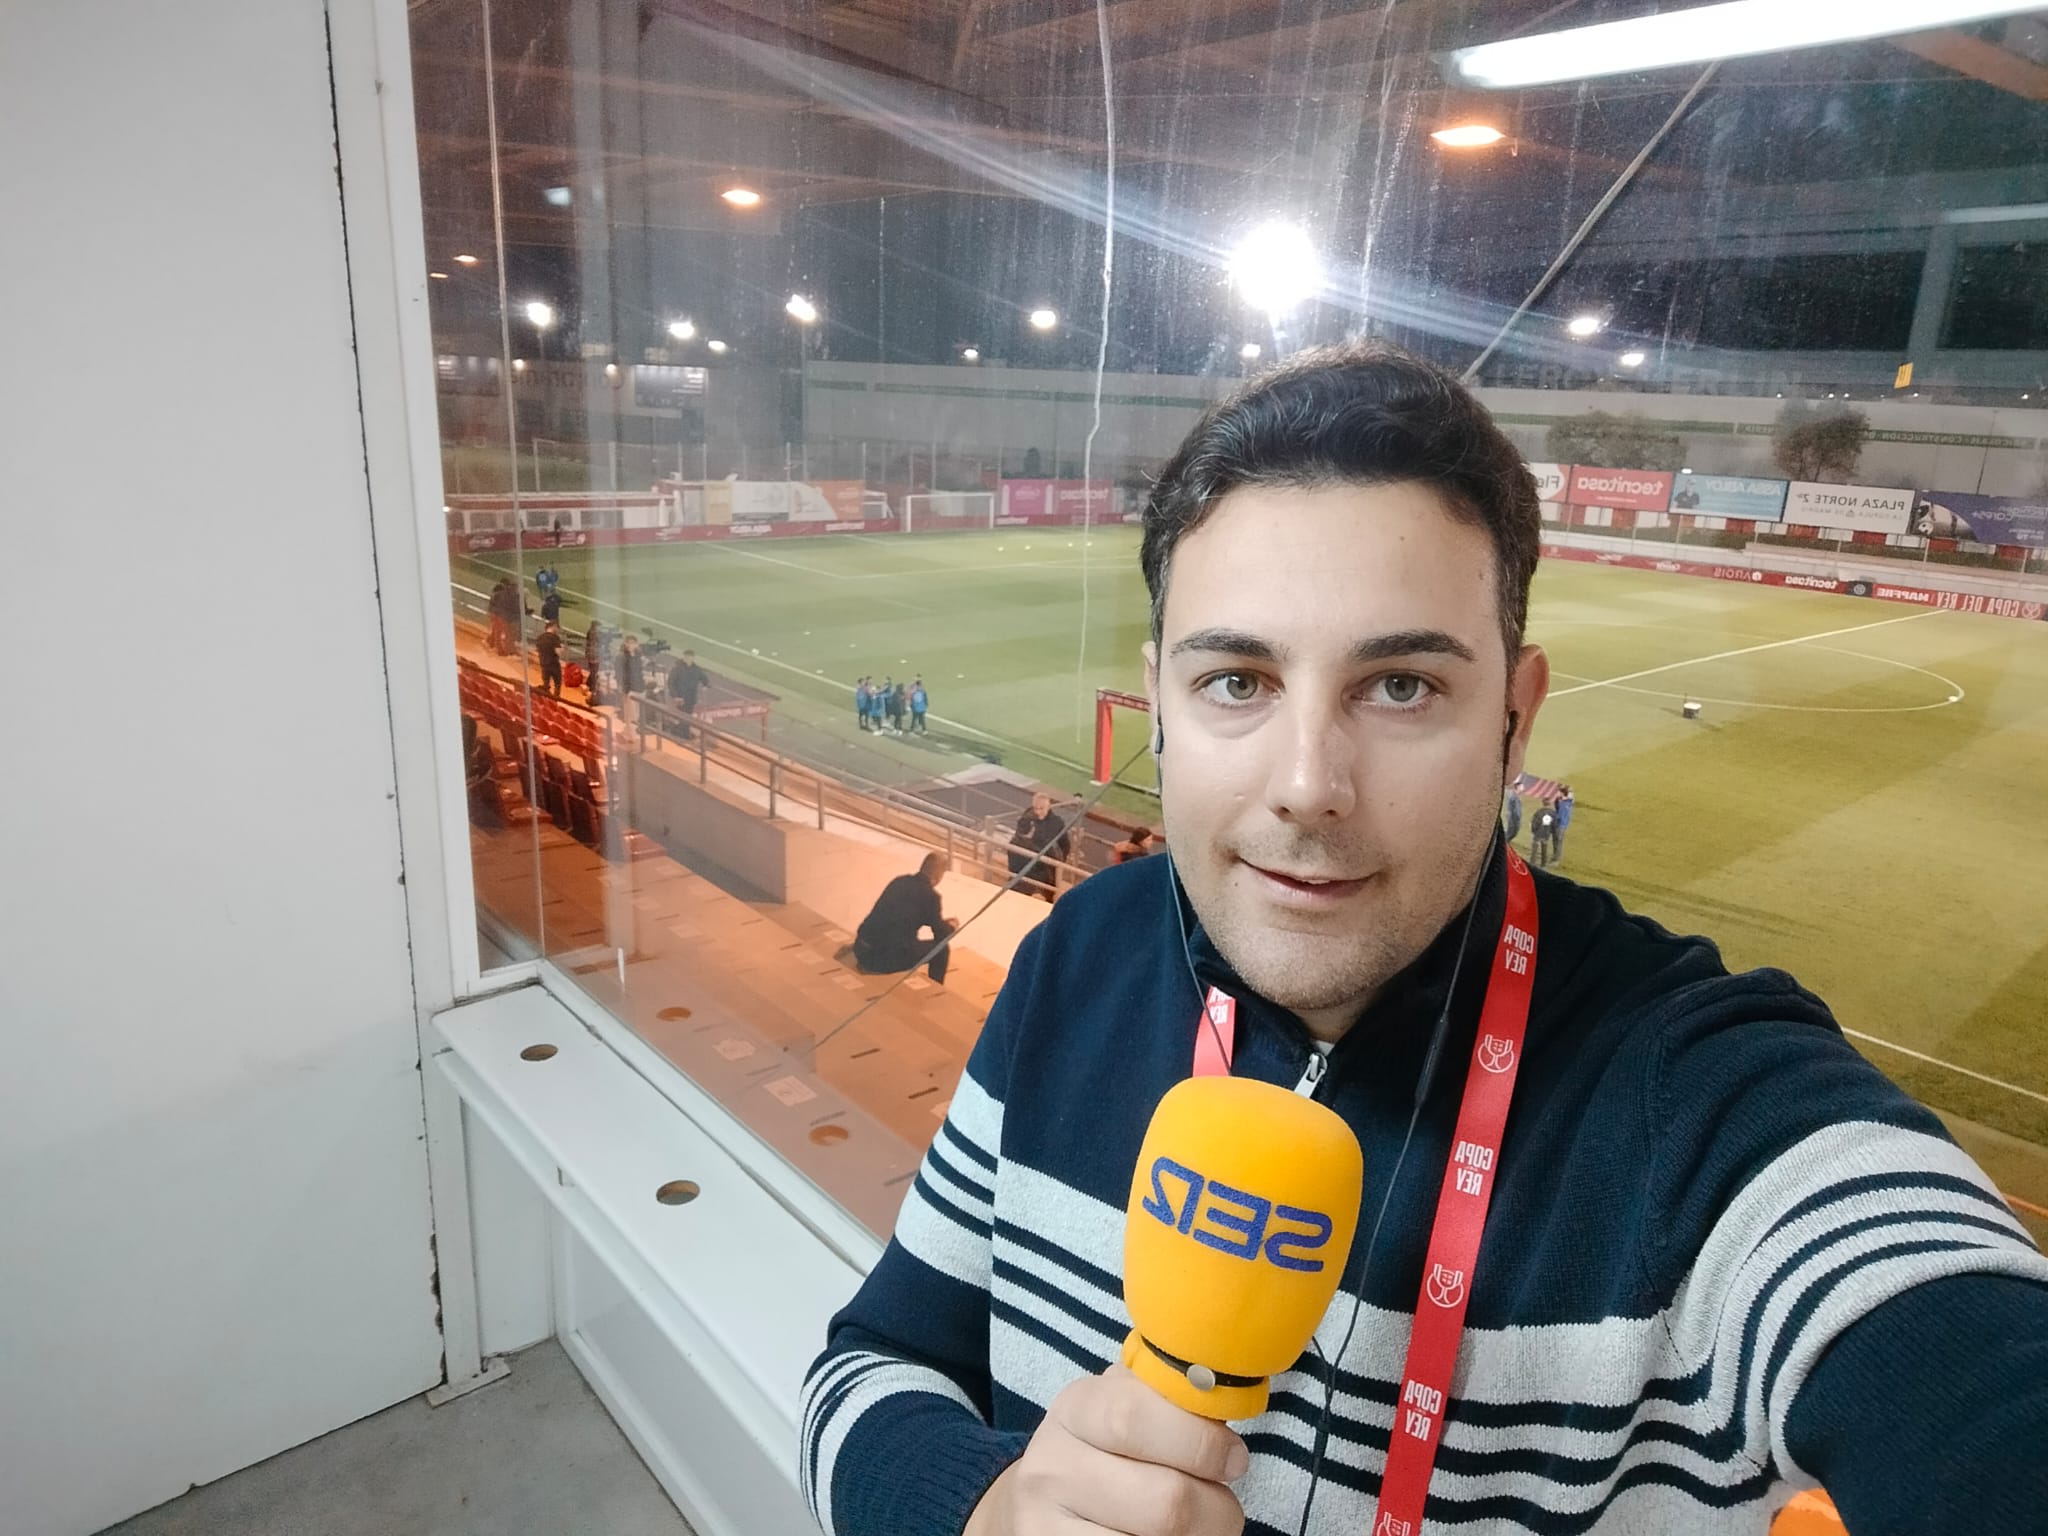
top-left (1567, 314), bottom-right (1603, 338)
top-left (707, 339), bottom-right (728, 354)
top-left (1618, 350), bottom-right (1647, 368)
top-left (668, 318), bottom-right (696, 341)
top-left (454, 253), bottom-right (480, 266)
top-left (524, 300), bottom-right (555, 329)
top-left (785, 294), bottom-right (819, 324)
top-left (1431, 123), bottom-right (1507, 148)
top-left (429, 271), bottom-right (449, 280)
top-left (544, 186), bottom-right (572, 207)
top-left (1028, 308), bottom-right (1059, 332)
top-left (1229, 221), bottom-right (1322, 316)
top-left (1240, 342), bottom-right (1263, 360)
top-left (1447, 0), bottom-right (2048, 89)
top-left (512, 358), bottom-right (526, 371)
top-left (961, 346), bottom-right (980, 361)
top-left (605, 362), bottom-right (619, 377)
top-left (721, 186), bottom-right (762, 208)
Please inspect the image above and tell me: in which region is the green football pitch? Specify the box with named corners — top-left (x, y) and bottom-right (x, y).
top-left (457, 529), bottom-right (2048, 1212)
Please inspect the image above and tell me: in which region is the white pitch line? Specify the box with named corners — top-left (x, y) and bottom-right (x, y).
top-left (467, 568), bottom-right (1102, 778)
top-left (1547, 646), bottom-right (1967, 716)
top-left (1548, 609), bottom-right (1945, 699)
top-left (695, 540), bottom-right (857, 580)
top-left (1841, 1028), bottom-right (2048, 1109)
top-left (630, 542), bottom-right (1105, 582)
top-left (696, 542), bottom-right (937, 614)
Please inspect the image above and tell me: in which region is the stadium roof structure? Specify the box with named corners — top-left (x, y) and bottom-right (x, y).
top-left (406, 0), bottom-right (2048, 369)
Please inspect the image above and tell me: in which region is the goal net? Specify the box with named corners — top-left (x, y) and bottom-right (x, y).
top-left (1093, 688), bottom-right (1159, 794)
top-left (903, 490), bottom-right (997, 531)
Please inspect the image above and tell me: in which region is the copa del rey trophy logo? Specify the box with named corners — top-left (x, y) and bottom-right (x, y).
top-left (1376, 1513), bottom-right (1415, 1536)
top-left (1425, 1263), bottom-right (1467, 1309)
top-left (1476, 1033), bottom-right (1517, 1074)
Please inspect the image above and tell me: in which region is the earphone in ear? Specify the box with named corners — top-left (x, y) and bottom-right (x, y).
top-left (1152, 717), bottom-right (1165, 756)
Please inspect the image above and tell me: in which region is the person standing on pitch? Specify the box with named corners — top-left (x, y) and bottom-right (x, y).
top-left (889, 679), bottom-right (909, 734)
top-left (1529, 798), bottom-right (1559, 867)
top-left (1553, 783), bottom-right (1574, 864)
top-left (1502, 782), bottom-right (1522, 845)
top-left (801, 344), bottom-right (2048, 1536)
top-left (909, 677), bottom-right (929, 734)
top-left (854, 676), bottom-right (871, 731)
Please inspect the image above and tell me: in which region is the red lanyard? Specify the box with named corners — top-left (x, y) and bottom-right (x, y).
top-left (1191, 852), bottom-right (1539, 1536)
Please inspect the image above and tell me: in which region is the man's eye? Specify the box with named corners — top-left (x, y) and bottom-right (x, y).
top-left (1376, 674), bottom-right (1433, 707)
top-left (1200, 672), bottom-right (1262, 704)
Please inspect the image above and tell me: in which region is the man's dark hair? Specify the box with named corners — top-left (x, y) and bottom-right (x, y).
top-left (1141, 343), bottom-right (1541, 659)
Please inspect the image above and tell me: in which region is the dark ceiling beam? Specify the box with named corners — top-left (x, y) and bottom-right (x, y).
top-left (1891, 28), bottom-right (2048, 101)
top-left (951, 0), bottom-right (997, 84)
top-left (1109, 4), bottom-right (1404, 80)
top-left (648, 0), bottom-right (966, 94)
top-left (410, 48), bottom-right (810, 116)
top-left (978, 0), bottom-right (1228, 53)
top-left (413, 50), bottom-right (1309, 182)
top-left (415, 125), bottom-right (1014, 203)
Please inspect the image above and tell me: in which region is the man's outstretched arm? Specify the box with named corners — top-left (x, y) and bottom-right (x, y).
top-left (1785, 1271), bottom-right (2048, 1536)
top-left (799, 928), bottom-right (1049, 1536)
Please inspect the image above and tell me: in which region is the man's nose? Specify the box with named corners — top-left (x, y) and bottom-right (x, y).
top-left (1262, 703), bottom-right (1357, 822)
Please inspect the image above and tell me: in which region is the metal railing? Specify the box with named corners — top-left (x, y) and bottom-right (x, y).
top-left (627, 693), bottom-right (1097, 895)
top-left (451, 580), bottom-right (1112, 894)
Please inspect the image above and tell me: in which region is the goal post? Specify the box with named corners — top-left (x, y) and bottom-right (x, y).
top-left (1094, 688), bottom-right (1153, 785)
top-left (903, 490), bottom-right (997, 531)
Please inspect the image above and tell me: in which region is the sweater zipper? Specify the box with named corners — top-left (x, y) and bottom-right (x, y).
top-left (1292, 1050), bottom-right (1327, 1099)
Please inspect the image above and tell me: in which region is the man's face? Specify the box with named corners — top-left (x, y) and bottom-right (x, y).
top-left (1145, 483), bottom-right (1547, 1037)
top-left (1031, 792), bottom-right (1051, 818)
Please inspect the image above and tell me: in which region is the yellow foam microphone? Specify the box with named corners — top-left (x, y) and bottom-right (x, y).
top-left (1120, 1075), bottom-right (1364, 1420)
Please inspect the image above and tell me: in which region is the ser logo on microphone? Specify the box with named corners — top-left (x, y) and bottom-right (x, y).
top-left (1138, 1157), bottom-right (1334, 1273)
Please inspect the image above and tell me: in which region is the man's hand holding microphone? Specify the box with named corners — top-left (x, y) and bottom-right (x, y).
top-left (964, 1365), bottom-right (1248, 1536)
top-left (966, 1075), bottom-right (1364, 1535)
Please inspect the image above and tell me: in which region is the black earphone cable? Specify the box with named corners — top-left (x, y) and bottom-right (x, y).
top-left (1290, 718), bottom-right (1518, 1531)
top-left (1292, 819), bottom-right (1498, 1535)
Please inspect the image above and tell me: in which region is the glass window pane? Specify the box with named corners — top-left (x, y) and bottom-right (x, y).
top-left (410, 0), bottom-right (2048, 1246)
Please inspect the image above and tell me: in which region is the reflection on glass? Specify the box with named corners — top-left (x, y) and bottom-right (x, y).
top-left (413, 0), bottom-right (2048, 1244)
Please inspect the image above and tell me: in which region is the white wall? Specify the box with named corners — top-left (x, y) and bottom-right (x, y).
top-left (0, 4), bottom-right (443, 1532)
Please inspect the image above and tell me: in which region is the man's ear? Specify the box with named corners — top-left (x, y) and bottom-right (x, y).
top-left (1504, 644), bottom-right (1550, 788)
top-left (1142, 641), bottom-right (1164, 756)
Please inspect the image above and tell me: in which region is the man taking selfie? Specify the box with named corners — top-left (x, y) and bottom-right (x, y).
top-left (800, 347), bottom-right (2048, 1536)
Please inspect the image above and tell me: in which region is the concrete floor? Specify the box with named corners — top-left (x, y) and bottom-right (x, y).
top-left (100, 1341), bottom-right (696, 1536)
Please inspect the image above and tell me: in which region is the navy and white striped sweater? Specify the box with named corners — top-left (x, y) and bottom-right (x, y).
top-left (801, 851), bottom-right (2048, 1535)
